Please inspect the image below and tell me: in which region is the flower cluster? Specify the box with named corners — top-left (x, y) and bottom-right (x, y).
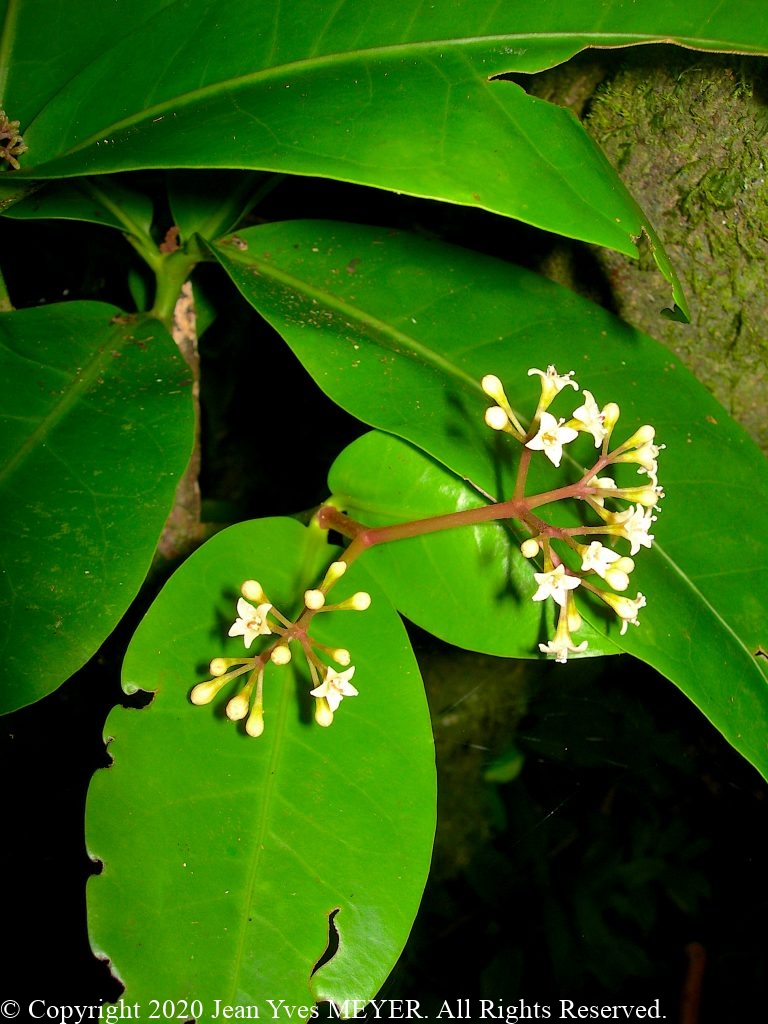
top-left (191, 563), bottom-right (370, 736)
top-left (0, 110), bottom-right (27, 170)
top-left (482, 365), bottom-right (664, 663)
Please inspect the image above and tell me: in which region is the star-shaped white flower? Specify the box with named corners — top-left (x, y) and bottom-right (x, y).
top-left (617, 504), bottom-right (656, 556)
top-left (525, 412), bottom-right (579, 467)
top-left (531, 564), bottom-right (581, 608)
top-left (603, 592), bottom-right (647, 635)
top-left (527, 364), bottom-right (578, 402)
top-left (310, 665), bottom-right (358, 712)
top-left (570, 390), bottom-right (607, 447)
top-left (579, 542), bottom-right (634, 591)
top-left (538, 634), bottom-right (589, 663)
top-left (228, 597), bottom-right (273, 649)
top-left (579, 541), bottom-right (621, 577)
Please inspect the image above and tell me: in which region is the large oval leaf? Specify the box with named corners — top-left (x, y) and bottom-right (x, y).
top-left (211, 218), bottom-right (768, 782)
top-left (87, 516), bottom-right (435, 1010)
top-left (12, 1), bottom-right (768, 308)
top-left (0, 302), bottom-right (194, 712)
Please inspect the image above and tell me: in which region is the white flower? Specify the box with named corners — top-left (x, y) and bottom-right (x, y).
top-left (527, 364), bottom-right (578, 403)
top-left (577, 542), bottom-right (634, 590)
top-left (310, 665), bottom-right (358, 712)
top-left (570, 390), bottom-right (607, 447)
top-left (532, 564), bottom-right (581, 608)
top-left (228, 597), bottom-right (273, 649)
top-left (617, 504), bottom-right (656, 556)
top-left (632, 438), bottom-right (663, 473)
top-left (602, 592), bottom-right (647, 635)
top-left (525, 411), bottom-right (579, 467)
top-left (538, 598), bottom-right (588, 663)
top-left (586, 474), bottom-right (617, 507)
top-left (538, 634), bottom-right (589, 663)
top-left (612, 428), bottom-right (664, 485)
top-left (579, 541), bottom-right (622, 578)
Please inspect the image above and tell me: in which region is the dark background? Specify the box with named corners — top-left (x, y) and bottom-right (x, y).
top-left (2, 169), bottom-right (766, 1022)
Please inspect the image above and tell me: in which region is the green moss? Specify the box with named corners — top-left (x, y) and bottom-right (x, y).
top-left (581, 48), bottom-right (768, 451)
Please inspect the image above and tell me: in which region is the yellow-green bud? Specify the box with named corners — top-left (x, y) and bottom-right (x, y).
top-left (226, 693), bottom-right (250, 721)
top-left (481, 374), bottom-right (505, 401)
top-left (322, 561), bottom-right (348, 587)
top-left (270, 644), bottom-right (292, 665)
top-left (246, 708), bottom-right (265, 738)
top-left (241, 579), bottom-right (266, 602)
top-left (190, 680), bottom-right (224, 705)
top-left (601, 403), bottom-right (621, 435)
top-left (304, 589), bottom-right (326, 610)
top-left (485, 406), bottom-right (509, 431)
top-left (332, 648), bottom-right (351, 666)
top-left (314, 699), bottom-right (334, 728)
top-left (520, 538), bottom-right (540, 559)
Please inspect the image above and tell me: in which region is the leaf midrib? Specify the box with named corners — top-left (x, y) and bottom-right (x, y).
top-left (0, 311), bottom-right (127, 489)
top-left (28, 25), bottom-right (751, 161)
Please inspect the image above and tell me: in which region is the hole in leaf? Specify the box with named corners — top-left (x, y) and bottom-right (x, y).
top-left (311, 907), bottom-right (341, 975)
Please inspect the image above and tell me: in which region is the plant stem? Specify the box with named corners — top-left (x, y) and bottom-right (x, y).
top-left (152, 249), bottom-right (201, 331)
top-left (0, 260), bottom-right (13, 311)
top-left (317, 494), bottom-right (537, 575)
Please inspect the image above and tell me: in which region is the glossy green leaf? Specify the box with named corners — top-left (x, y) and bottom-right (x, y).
top-left (208, 219), bottom-right (630, 502)
top-left (8, 2), bottom-right (766, 309)
top-left (0, 0), bottom-right (180, 122)
top-left (0, 302), bottom-right (193, 712)
top-left (2, 175), bottom-right (154, 234)
top-left (87, 516), bottom-right (435, 1010)
top-left (166, 170), bottom-right (273, 246)
top-left (212, 218), bottom-right (768, 781)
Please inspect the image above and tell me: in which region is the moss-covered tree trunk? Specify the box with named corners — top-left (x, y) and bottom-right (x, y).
top-left (528, 47), bottom-right (768, 452)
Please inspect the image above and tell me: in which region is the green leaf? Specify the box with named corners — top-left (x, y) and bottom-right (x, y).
top-left (2, 175), bottom-right (154, 234)
top-left (211, 218), bottom-right (768, 781)
top-left (0, 302), bottom-right (193, 712)
top-left (0, 0), bottom-right (180, 123)
top-left (15, 2), bottom-right (768, 308)
top-left (166, 170), bottom-right (272, 246)
top-left (87, 516), bottom-right (435, 1010)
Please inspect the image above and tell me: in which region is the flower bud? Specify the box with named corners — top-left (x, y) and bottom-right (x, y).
top-left (241, 579), bottom-right (266, 602)
top-left (304, 589), bottom-right (326, 610)
top-left (603, 566), bottom-right (630, 592)
top-left (565, 594), bottom-right (582, 632)
top-left (226, 693), bottom-right (250, 721)
top-left (485, 406), bottom-right (510, 431)
top-left (601, 591), bottom-right (646, 634)
top-left (246, 707), bottom-right (264, 737)
top-left (270, 644), bottom-right (292, 665)
top-left (190, 679), bottom-right (225, 705)
top-left (321, 560), bottom-right (348, 588)
top-left (314, 699), bottom-right (334, 728)
top-left (481, 374), bottom-right (505, 401)
top-left (520, 538), bottom-right (540, 559)
top-left (601, 403), bottom-right (621, 436)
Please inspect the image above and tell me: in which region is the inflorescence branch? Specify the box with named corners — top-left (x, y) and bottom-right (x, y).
top-left (193, 363), bottom-right (664, 735)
